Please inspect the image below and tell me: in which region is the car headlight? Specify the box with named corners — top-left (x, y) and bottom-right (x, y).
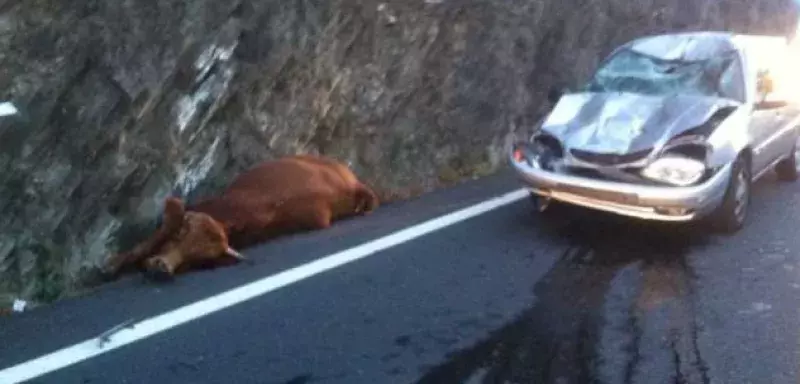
top-left (512, 134), bottom-right (563, 171)
top-left (641, 155), bottom-right (706, 186)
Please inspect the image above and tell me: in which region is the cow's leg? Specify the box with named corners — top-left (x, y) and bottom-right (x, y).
top-left (294, 199), bottom-right (333, 230)
top-left (143, 248), bottom-right (185, 281)
top-left (102, 197), bottom-right (186, 277)
top-left (103, 229), bottom-right (170, 277)
top-left (270, 198), bottom-right (333, 234)
top-left (353, 183), bottom-right (380, 214)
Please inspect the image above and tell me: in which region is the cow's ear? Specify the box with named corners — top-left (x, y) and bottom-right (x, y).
top-left (164, 197), bottom-right (186, 215)
top-left (162, 197), bottom-right (186, 230)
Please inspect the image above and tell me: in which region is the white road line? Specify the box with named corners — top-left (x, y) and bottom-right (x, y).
top-left (0, 188), bottom-right (529, 383)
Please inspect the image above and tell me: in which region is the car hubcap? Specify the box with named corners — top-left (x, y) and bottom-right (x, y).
top-left (733, 168), bottom-right (748, 222)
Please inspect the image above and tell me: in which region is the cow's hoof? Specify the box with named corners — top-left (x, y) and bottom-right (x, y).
top-left (143, 259), bottom-right (175, 282)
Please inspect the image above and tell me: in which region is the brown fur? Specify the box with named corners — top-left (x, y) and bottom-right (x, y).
top-left (102, 154), bottom-right (379, 280)
top-left (101, 197), bottom-right (186, 276)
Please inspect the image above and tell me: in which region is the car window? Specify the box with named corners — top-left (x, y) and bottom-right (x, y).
top-left (717, 55), bottom-right (746, 102)
top-left (584, 48), bottom-right (739, 100)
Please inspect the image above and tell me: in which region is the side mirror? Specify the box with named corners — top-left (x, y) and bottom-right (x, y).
top-left (757, 70), bottom-right (775, 95)
top-left (547, 86), bottom-right (565, 104)
top-left (753, 69), bottom-right (788, 109)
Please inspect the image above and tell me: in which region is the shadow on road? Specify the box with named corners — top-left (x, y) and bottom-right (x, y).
top-left (416, 202), bottom-right (720, 384)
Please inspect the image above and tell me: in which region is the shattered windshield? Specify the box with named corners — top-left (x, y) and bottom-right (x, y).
top-left (584, 47), bottom-right (742, 100)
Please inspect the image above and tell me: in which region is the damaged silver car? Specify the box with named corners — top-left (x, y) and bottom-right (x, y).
top-left (510, 32), bottom-right (800, 232)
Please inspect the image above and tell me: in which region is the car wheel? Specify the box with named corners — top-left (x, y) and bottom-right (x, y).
top-left (774, 140), bottom-right (799, 182)
top-left (708, 155), bottom-right (751, 234)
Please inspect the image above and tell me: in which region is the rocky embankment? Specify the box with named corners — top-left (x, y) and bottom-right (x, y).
top-left (0, 0), bottom-right (797, 308)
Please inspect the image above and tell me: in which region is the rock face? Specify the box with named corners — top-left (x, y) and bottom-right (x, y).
top-left (0, 0), bottom-right (797, 306)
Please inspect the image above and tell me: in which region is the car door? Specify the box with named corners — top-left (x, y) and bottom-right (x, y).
top-left (748, 66), bottom-right (794, 174)
top-left (758, 53), bottom-right (800, 165)
top-left (750, 99), bottom-right (790, 174)
top-left (767, 103), bottom-right (800, 161)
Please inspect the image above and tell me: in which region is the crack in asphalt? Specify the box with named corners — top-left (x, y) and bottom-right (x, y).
top-left (669, 330), bottom-right (684, 384)
top-left (623, 300), bottom-right (642, 384)
top-left (576, 314), bottom-right (598, 384)
top-left (678, 255), bottom-right (712, 384)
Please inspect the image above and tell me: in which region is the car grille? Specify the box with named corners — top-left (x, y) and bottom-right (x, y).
top-left (564, 166), bottom-right (661, 185)
top-left (564, 167), bottom-right (613, 180)
top-left (570, 148), bottom-right (652, 166)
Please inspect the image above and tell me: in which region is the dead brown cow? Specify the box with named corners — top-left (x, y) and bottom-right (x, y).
top-left (103, 154), bottom-right (380, 280)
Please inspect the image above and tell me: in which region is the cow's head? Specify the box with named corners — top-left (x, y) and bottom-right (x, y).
top-left (105, 197), bottom-right (247, 281)
top-left (142, 197), bottom-right (247, 280)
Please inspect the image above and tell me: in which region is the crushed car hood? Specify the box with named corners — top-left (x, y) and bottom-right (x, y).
top-left (540, 92), bottom-right (740, 156)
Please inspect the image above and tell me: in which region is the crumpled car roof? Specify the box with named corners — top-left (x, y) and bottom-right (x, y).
top-left (622, 31), bottom-right (740, 62)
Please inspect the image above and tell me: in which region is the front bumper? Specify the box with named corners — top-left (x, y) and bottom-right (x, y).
top-left (508, 149), bottom-right (732, 222)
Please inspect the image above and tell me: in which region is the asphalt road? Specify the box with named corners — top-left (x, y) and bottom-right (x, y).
top-left (2, 169), bottom-right (800, 384)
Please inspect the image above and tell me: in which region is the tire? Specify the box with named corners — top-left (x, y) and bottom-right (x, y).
top-left (774, 141), bottom-right (798, 182)
top-left (707, 155), bottom-right (751, 234)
